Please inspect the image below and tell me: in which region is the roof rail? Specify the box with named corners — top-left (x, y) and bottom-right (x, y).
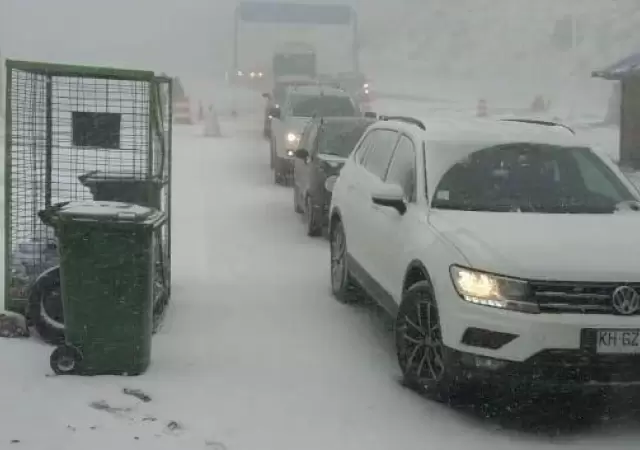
top-left (379, 115), bottom-right (426, 130)
top-left (500, 118), bottom-right (575, 134)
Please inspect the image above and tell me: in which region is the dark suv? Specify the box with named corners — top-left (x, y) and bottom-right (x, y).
top-left (293, 116), bottom-right (375, 236)
top-left (262, 75), bottom-right (317, 138)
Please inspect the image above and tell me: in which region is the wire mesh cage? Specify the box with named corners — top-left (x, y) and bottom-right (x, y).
top-left (3, 60), bottom-right (172, 329)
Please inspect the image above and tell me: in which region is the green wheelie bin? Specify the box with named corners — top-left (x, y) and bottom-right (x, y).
top-left (47, 201), bottom-right (166, 376)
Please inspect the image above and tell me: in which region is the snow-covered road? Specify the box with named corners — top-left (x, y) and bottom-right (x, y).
top-left (1, 113), bottom-right (639, 449)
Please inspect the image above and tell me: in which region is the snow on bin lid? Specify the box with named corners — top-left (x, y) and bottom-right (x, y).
top-left (78, 169), bottom-right (153, 183)
top-left (57, 201), bottom-right (158, 222)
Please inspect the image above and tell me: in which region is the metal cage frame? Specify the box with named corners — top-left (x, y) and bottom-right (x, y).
top-left (3, 59), bottom-right (173, 321)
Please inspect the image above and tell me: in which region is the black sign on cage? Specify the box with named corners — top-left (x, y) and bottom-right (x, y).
top-left (72, 111), bottom-right (122, 149)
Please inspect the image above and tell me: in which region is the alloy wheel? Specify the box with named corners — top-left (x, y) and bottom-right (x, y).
top-left (397, 299), bottom-right (445, 385)
top-left (330, 224), bottom-right (346, 292)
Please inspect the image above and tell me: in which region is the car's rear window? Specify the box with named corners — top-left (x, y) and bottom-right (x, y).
top-left (291, 95), bottom-right (356, 118)
top-left (317, 122), bottom-right (371, 157)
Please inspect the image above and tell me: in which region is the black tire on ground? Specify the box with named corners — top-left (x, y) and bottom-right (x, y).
top-left (305, 197), bottom-right (322, 237)
top-left (293, 184), bottom-right (304, 213)
top-left (269, 143), bottom-right (275, 170)
top-left (274, 163), bottom-right (284, 185)
top-left (28, 266), bottom-right (65, 346)
top-left (329, 219), bottom-right (363, 304)
top-left (395, 281), bottom-right (455, 402)
top-left (50, 344), bottom-right (82, 375)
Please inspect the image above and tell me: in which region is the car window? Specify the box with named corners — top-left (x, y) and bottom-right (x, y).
top-left (291, 95), bottom-right (356, 117)
top-left (316, 121), bottom-right (371, 157)
top-left (362, 129), bottom-right (399, 179)
top-left (273, 84), bottom-right (287, 104)
top-left (353, 132), bottom-right (374, 164)
top-left (304, 124), bottom-right (319, 154)
top-left (298, 123), bottom-right (315, 151)
top-left (385, 135), bottom-right (417, 202)
top-left (432, 143), bottom-right (636, 214)
top-left (573, 150), bottom-right (627, 200)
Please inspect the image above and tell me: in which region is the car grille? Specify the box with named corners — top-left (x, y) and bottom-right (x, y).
top-left (530, 280), bottom-right (640, 314)
top-left (523, 349), bottom-right (640, 384)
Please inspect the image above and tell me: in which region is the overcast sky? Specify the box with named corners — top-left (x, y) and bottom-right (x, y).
top-left (0, 0), bottom-right (372, 75)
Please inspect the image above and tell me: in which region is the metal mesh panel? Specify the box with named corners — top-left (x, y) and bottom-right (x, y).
top-left (4, 61), bottom-right (172, 320)
top-left (150, 77), bottom-right (172, 324)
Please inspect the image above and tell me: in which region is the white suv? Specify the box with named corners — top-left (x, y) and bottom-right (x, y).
top-left (327, 116), bottom-right (640, 400)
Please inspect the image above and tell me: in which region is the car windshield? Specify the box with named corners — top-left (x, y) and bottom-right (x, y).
top-left (432, 144), bottom-right (637, 214)
top-left (317, 122), bottom-right (370, 157)
top-left (291, 95), bottom-right (356, 117)
top-left (274, 82), bottom-right (313, 103)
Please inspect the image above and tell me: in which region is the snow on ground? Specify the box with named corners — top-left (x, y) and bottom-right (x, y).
top-left (0, 104), bottom-right (639, 449)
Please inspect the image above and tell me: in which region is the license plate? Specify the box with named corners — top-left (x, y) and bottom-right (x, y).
top-left (596, 329), bottom-right (640, 354)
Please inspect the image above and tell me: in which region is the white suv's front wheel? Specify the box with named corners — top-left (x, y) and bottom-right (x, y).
top-left (395, 281), bottom-right (454, 402)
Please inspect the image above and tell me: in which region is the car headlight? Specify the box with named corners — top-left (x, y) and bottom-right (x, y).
top-left (286, 132), bottom-right (300, 143)
top-left (324, 175), bottom-right (338, 192)
top-left (449, 265), bottom-right (537, 313)
top-left (287, 150), bottom-right (295, 156)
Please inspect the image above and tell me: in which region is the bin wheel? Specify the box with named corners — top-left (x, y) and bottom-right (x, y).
top-left (50, 345), bottom-right (82, 375)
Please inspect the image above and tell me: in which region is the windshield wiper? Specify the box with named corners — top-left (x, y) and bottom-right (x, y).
top-left (432, 203), bottom-right (515, 212)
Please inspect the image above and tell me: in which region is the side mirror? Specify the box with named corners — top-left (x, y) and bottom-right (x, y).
top-left (325, 175), bottom-right (338, 193)
top-left (371, 184), bottom-right (406, 215)
top-left (294, 148), bottom-right (309, 159)
top-left (364, 112), bottom-right (377, 118)
top-left (268, 107), bottom-right (281, 119)
top-left (262, 92), bottom-right (270, 99)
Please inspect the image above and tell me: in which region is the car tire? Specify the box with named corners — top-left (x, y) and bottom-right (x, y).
top-left (293, 184), bottom-right (304, 213)
top-left (273, 160), bottom-right (284, 185)
top-left (329, 220), bottom-right (363, 304)
top-left (28, 266), bottom-right (65, 346)
top-left (305, 196), bottom-right (322, 237)
top-left (395, 281), bottom-right (455, 402)
top-left (269, 142), bottom-right (275, 170)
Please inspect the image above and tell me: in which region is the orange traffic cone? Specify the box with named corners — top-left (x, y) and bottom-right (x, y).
top-left (477, 98), bottom-right (488, 117)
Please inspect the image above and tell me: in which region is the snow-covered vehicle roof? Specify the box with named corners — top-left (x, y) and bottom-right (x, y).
top-left (274, 74), bottom-right (317, 84)
top-left (287, 84), bottom-right (349, 97)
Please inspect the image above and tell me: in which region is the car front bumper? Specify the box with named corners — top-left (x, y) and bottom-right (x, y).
top-left (438, 283), bottom-right (640, 389)
top-left (444, 345), bottom-right (640, 391)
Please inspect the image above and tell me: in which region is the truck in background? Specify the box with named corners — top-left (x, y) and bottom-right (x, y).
top-left (231, 2), bottom-right (359, 87)
top-left (272, 42), bottom-right (317, 79)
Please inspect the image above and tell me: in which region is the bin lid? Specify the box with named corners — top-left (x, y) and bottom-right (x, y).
top-left (78, 170), bottom-right (162, 183)
top-left (56, 201), bottom-right (161, 223)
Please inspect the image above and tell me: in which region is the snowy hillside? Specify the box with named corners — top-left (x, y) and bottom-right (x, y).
top-left (358, 0), bottom-right (640, 120)
top-left (360, 0), bottom-right (640, 77)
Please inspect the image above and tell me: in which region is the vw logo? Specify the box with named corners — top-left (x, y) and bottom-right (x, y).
top-left (611, 286), bottom-right (640, 315)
